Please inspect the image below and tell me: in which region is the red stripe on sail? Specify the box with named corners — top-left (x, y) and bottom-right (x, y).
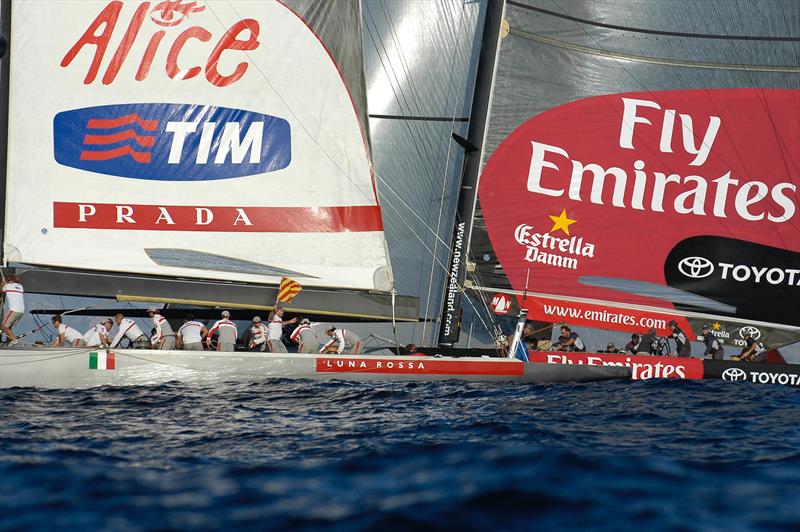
top-left (80, 146), bottom-right (152, 163)
top-left (83, 129), bottom-right (155, 147)
top-left (53, 203), bottom-right (384, 233)
top-left (86, 113), bottom-right (158, 131)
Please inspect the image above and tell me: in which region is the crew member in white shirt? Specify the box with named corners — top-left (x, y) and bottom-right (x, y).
top-left (206, 310), bottom-right (238, 352)
top-left (83, 319), bottom-right (113, 347)
top-left (248, 316), bottom-right (268, 352)
top-left (51, 315), bottom-right (85, 347)
top-left (110, 313), bottom-right (148, 349)
top-left (2, 274), bottom-right (25, 345)
top-left (267, 304), bottom-right (296, 353)
top-left (177, 314), bottom-right (207, 351)
top-left (320, 326), bottom-right (363, 355)
top-left (148, 306), bottom-right (176, 350)
top-left (290, 318), bottom-right (320, 353)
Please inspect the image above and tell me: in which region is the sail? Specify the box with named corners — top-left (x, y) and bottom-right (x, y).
top-left (466, 0), bottom-right (800, 346)
top-left (3, 0), bottom-right (390, 292)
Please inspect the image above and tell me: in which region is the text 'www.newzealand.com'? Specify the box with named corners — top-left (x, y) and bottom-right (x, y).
top-left (541, 304), bottom-right (666, 329)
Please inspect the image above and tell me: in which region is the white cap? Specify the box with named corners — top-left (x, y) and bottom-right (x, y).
top-left (148, 306), bottom-right (159, 313)
top-left (253, 316), bottom-right (262, 323)
top-left (300, 318), bottom-right (310, 325)
top-left (222, 310), bottom-right (231, 318)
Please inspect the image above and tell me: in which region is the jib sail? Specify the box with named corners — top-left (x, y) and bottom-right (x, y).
top-left (465, 0), bottom-right (800, 347)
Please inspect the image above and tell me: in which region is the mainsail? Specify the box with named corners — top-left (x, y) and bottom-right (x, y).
top-left (456, 0), bottom-right (800, 349)
top-left (1, 0), bottom-right (418, 320)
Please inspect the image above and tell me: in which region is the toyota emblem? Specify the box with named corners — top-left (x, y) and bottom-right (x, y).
top-left (678, 256), bottom-right (715, 279)
top-left (722, 367), bottom-right (747, 382)
top-left (739, 326), bottom-right (761, 340)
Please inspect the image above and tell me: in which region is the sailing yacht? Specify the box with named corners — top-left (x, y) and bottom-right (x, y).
top-left (1, 0), bottom-right (798, 388)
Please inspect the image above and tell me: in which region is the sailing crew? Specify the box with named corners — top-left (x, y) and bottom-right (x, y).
top-left (248, 316), bottom-right (268, 352)
top-left (668, 320), bottom-right (691, 357)
top-left (148, 307), bottom-right (176, 350)
top-left (404, 343), bottom-right (424, 356)
top-left (110, 313), bottom-right (149, 349)
top-left (700, 324), bottom-right (724, 360)
top-left (1, 274), bottom-right (24, 345)
top-left (289, 318), bottom-right (319, 353)
top-left (625, 334), bottom-right (641, 354)
top-left (51, 315), bottom-right (84, 347)
top-left (738, 333), bottom-right (767, 362)
top-left (320, 326), bottom-right (363, 355)
top-left (207, 310), bottom-right (238, 352)
top-left (600, 342), bottom-right (623, 354)
top-left (554, 325), bottom-right (586, 352)
top-left (522, 322), bottom-right (538, 351)
top-left (267, 304), bottom-right (296, 353)
top-left (636, 329), bottom-right (660, 355)
top-left (177, 314), bottom-right (207, 351)
top-left (83, 319), bottom-right (113, 347)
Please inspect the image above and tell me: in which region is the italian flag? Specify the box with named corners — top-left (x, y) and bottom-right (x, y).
top-left (89, 351), bottom-right (115, 370)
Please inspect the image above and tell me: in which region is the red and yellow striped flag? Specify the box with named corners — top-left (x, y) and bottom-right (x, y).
top-left (277, 277), bottom-right (303, 303)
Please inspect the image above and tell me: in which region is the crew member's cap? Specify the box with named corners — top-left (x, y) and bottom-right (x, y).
top-left (51, 315), bottom-right (62, 323)
top-left (274, 303), bottom-right (284, 310)
top-left (701, 323), bottom-right (709, 330)
top-left (607, 342), bottom-right (616, 349)
top-left (300, 318), bottom-right (310, 325)
top-left (221, 310), bottom-right (231, 318)
top-left (326, 325), bottom-right (336, 333)
top-left (147, 306), bottom-right (158, 313)
top-left (668, 319), bottom-right (678, 327)
top-left (252, 316), bottom-right (262, 322)
top-left (102, 318), bottom-right (113, 325)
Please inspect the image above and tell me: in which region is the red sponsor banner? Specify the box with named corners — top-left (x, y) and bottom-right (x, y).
top-left (53, 202), bottom-right (383, 232)
top-left (526, 296), bottom-right (692, 336)
top-left (529, 352), bottom-right (704, 380)
top-left (316, 357), bottom-right (524, 376)
top-left (479, 89), bottom-right (799, 320)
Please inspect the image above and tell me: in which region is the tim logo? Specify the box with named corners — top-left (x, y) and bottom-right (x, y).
top-left (53, 103), bottom-right (291, 180)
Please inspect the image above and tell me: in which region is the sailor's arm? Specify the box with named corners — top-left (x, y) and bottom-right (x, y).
top-left (336, 330), bottom-right (346, 354)
top-left (110, 327), bottom-right (126, 348)
top-left (320, 338), bottom-right (335, 354)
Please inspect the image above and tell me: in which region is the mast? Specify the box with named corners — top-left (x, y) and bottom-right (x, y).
top-left (437, 0), bottom-right (504, 346)
top-left (0, 0), bottom-right (10, 266)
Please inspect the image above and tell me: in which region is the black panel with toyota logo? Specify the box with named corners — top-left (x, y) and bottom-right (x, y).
top-left (665, 236), bottom-right (800, 326)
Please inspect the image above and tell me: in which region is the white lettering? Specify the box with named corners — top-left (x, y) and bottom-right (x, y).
top-left (233, 208), bottom-right (253, 226)
top-left (78, 204), bottom-right (96, 222)
top-left (195, 207), bottom-right (213, 225)
top-left (165, 122), bottom-right (198, 164)
top-left (619, 97), bottom-right (661, 149)
top-left (527, 141), bottom-right (568, 197)
top-left (215, 122), bottom-right (263, 164)
top-left (115, 205), bottom-right (135, 224)
top-left (155, 207), bottom-right (175, 225)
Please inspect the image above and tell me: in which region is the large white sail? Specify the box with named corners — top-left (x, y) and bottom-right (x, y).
top-left (4, 0), bottom-right (392, 291)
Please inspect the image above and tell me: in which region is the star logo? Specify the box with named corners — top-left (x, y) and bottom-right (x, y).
top-left (712, 322), bottom-right (721, 331)
top-left (548, 209), bottom-right (577, 235)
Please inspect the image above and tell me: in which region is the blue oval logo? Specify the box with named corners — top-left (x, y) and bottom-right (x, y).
top-left (54, 103), bottom-right (291, 180)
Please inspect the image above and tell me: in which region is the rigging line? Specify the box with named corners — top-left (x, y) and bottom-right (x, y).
top-left (363, 14), bottom-right (447, 207)
top-left (421, 0), bottom-right (472, 346)
top-left (377, 190), bottom-right (492, 335)
top-left (374, 172), bottom-right (456, 250)
top-left (541, 0), bottom-right (798, 257)
top-left (507, 27), bottom-right (800, 73)
top-left (363, 7), bottom-right (443, 170)
top-left (506, 0), bottom-right (800, 42)
top-left (208, 2), bottom-right (377, 207)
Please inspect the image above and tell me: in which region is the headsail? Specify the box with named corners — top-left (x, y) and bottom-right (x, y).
top-left (4, 0), bottom-right (391, 293)
top-left (464, 0), bottom-right (800, 348)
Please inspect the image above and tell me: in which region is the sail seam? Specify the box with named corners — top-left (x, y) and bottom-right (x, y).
top-left (508, 27), bottom-right (800, 73)
top-left (507, 1), bottom-right (800, 42)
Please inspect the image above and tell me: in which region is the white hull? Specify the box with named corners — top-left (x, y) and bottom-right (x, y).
top-left (0, 347), bottom-right (629, 389)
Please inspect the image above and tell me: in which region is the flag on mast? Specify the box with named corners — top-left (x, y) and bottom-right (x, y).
top-left (277, 277), bottom-right (303, 303)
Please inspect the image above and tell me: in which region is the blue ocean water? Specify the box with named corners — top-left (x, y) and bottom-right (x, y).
top-left (1, 379), bottom-right (798, 531)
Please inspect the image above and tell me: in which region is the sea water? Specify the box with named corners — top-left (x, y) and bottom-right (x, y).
top-left (1, 379), bottom-right (798, 530)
